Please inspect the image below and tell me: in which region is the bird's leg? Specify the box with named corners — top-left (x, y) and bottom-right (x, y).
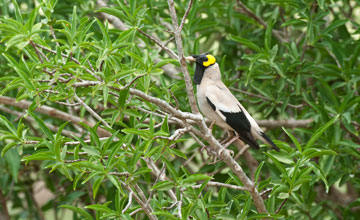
top-left (220, 130), bottom-right (234, 145)
top-left (222, 132), bottom-right (239, 148)
top-left (208, 120), bottom-right (216, 133)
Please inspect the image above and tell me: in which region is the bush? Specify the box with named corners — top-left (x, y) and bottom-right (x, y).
top-left (0, 0), bottom-right (359, 219)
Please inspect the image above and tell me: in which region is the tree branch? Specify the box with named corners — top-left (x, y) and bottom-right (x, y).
top-left (0, 189), bottom-right (10, 220)
top-left (192, 181), bottom-right (248, 191)
top-left (167, 0), bottom-right (199, 114)
top-left (0, 106), bottom-right (81, 138)
top-left (257, 119), bottom-right (313, 129)
top-left (137, 28), bottom-right (178, 59)
top-left (0, 96), bottom-right (111, 137)
top-left (123, 183), bottom-right (158, 220)
top-left (74, 93), bottom-right (111, 129)
top-left (179, 0), bottom-right (194, 32)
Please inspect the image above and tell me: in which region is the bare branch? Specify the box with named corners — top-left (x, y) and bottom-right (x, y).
top-left (144, 157), bottom-right (177, 201)
top-left (275, 198), bottom-right (288, 214)
top-left (137, 29), bottom-right (178, 59)
top-left (192, 181), bottom-right (248, 191)
top-left (123, 183), bottom-right (157, 220)
top-left (122, 191), bottom-right (133, 214)
top-left (177, 192), bottom-right (183, 219)
top-left (29, 41), bottom-right (44, 63)
top-left (54, 101), bottom-right (80, 106)
top-left (0, 96), bottom-right (111, 137)
top-left (258, 118), bottom-right (313, 129)
top-left (120, 74), bottom-right (145, 90)
top-left (167, 0), bottom-right (199, 114)
top-left (0, 189), bottom-right (10, 220)
top-left (153, 127), bottom-right (189, 141)
top-left (34, 43), bottom-right (100, 81)
top-left (179, 0), bottom-right (194, 32)
top-left (128, 88), bottom-right (202, 121)
top-left (74, 93), bottom-right (111, 129)
top-left (108, 172), bottom-right (130, 177)
top-left (0, 106), bottom-right (81, 138)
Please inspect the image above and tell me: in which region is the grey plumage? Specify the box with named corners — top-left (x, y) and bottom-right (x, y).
top-left (186, 54), bottom-right (279, 151)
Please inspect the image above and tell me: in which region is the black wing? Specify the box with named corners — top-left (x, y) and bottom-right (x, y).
top-left (206, 97), bottom-right (260, 150)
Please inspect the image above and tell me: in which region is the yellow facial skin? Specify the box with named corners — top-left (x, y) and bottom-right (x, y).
top-left (203, 55), bottom-right (216, 67)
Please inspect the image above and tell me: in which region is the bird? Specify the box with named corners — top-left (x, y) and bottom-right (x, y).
top-left (185, 53), bottom-right (279, 151)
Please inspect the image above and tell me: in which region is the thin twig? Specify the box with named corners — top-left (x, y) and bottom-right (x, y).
top-left (54, 101), bottom-right (80, 106)
top-left (137, 29), bottom-right (178, 59)
top-left (124, 184), bottom-right (157, 220)
top-left (34, 43), bottom-right (100, 80)
top-left (275, 198), bottom-right (288, 214)
top-left (0, 189), bottom-right (10, 220)
top-left (144, 158), bottom-right (177, 201)
top-left (30, 41), bottom-right (44, 63)
top-left (122, 191), bottom-right (133, 214)
top-left (179, 0), bottom-right (194, 32)
top-left (177, 191), bottom-right (183, 219)
top-left (167, 0), bottom-right (199, 114)
top-left (0, 96), bottom-right (111, 137)
top-left (153, 127), bottom-right (189, 141)
top-left (168, 89), bottom-right (179, 110)
top-left (74, 93), bottom-right (111, 129)
top-left (192, 181), bottom-right (248, 191)
top-left (130, 208), bottom-right (142, 216)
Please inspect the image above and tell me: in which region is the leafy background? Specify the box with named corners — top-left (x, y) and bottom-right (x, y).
top-left (0, 0), bottom-right (359, 219)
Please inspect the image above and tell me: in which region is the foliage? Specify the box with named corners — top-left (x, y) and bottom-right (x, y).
top-left (0, 0), bottom-right (359, 219)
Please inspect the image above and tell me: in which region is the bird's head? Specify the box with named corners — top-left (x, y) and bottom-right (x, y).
top-left (185, 53), bottom-right (217, 84)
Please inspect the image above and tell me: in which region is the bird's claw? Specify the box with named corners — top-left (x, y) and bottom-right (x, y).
top-left (208, 121), bottom-right (216, 134)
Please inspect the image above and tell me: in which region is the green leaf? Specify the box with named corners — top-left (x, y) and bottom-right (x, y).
top-left (60, 205), bottom-right (93, 220)
top-left (282, 127), bottom-right (302, 152)
top-left (103, 86), bottom-right (109, 108)
top-left (22, 151), bottom-right (55, 162)
top-left (304, 115), bottom-right (339, 149)
top-left (230, 35), bottom-right (261, 52)
top-left (4, 148), bottom-right (21, 182)
top-left (265, 20), bottom-right (274, 51)
top-left (305, 149), bottom-right (337, 159)
top-left (151, 180), bottom-right (175, 191)
top-left (11, 0), bottom-right (23, 23)
top-left (323, 19), bottom-right (347, 34)
top-left (97, 8), bottom-right (129, 24)
top-left (154, 59), bottom-right (178, 68)
top-left (254, 161), bottom-right (265, 183)
top-left (28, 112), bottom-right (55, 141)
top-left (1, 142), bottom-right (18, 157)
top-left (70, 161), bottom-right (104, 171)
top-left (183, 174), bottom-right (211, 184)
top-left (56, 121), bottom-right (70, 140)
top-left (93, 176), bottom-right (105, 199)
top-left (0, 115), bottom-right (17, 135)
top-left (25, 6), bottom-right (40, 31)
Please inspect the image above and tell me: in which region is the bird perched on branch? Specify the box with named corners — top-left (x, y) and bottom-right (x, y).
top-left (185, 53), bottom-right (279, 151)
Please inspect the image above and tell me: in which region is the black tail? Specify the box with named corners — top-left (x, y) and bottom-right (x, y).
top-left (237, 132), bottom-right (260, 150)
top-left (260, 132), bottom-right (280, 152)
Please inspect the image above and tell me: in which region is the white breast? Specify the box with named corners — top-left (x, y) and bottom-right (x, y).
top-left (197, 84), bottom-right (233, 130)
